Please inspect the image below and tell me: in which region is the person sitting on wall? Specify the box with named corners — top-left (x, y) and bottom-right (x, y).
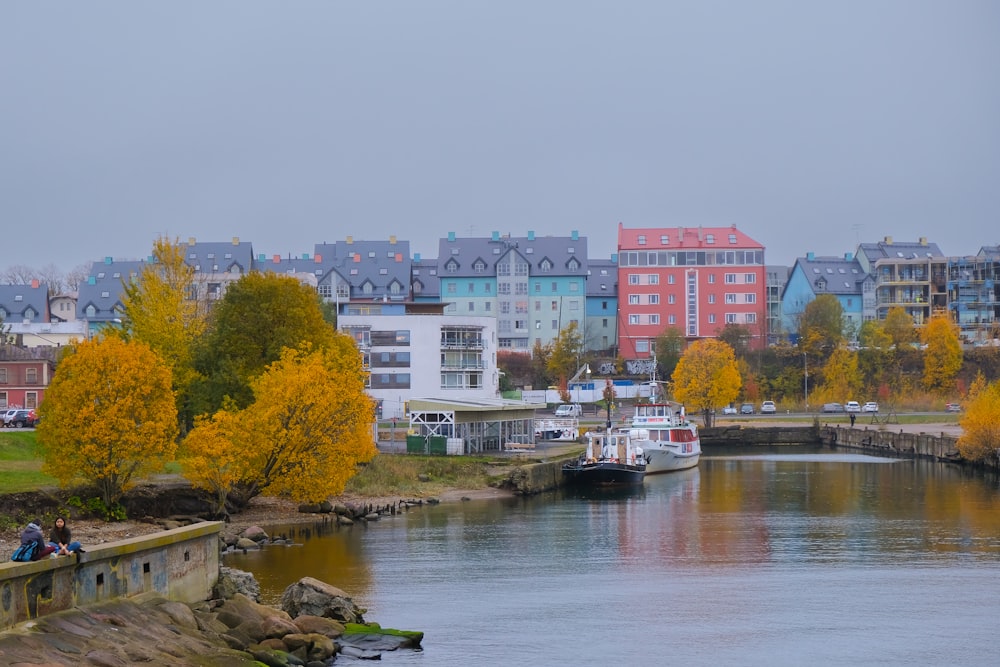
top-left (48, 516), bottom-right (84, 556)
top-left (20, 518), bottom-right (57, 560)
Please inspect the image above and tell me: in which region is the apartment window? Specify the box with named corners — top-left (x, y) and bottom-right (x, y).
top-left (660, 235), bottom-right (669, 244)
top-left (648, 294), bottom-right (659, 305)
top-left (649, 274), bottom-right (659, 285)
top-left (638, 235), bottom-right (647, 245)
top-left (629, 274), bottom-right (639, 285)
top-left (485, 302), bottom-right (491, 312)
top-left (0, 391), bottom-right (5, 407)
top-left (500, 302), bottom-right (510, 314)
top-left (726, 293), bottom-right (737, 304)
top-left (708, 314), bottom-right (716, 324)
top-left (447, 283), bottom-right (457, 294)
top-left (551, 282), bottom-right (558, 291)
top-left (25, 392), bottom-right (37, 409)
top-left (726, 313), bottom-right (737, 323)
top-left (747, 313), bottom-right (757, 323)
top-left (636, 339), bottom-right (649, 353)
top-left (669, 315), bottom-right (676, 324)
top-left (650, 314), bottom-right (660, 325)
top-left (535, 301), bottom-right (541, 312)
top-left (745, 273), bottom-right (756, 283)
top-left (569, 300), bottom-right (579, 310)
top-left (709, 294), bottom-right (716, 304)
top-left (534, 282), bottom-right (541, 293)
top-left (485, 283), bottom-right (492, 293)
top-left (629, 294), bottom-right (640, 305)
top-left (515, 283), bottom-right (528, 295)
top-left (540, 259), bottom-right (552, 272)
top-left (602, 318), bottom-right (608, 327)
top-left (729, 234), bottom-right (737, 244)
top-left (515, 301), bottom-right (528, 314)
top-left (667, 275), bottom-right (674, 285)
top-left (706, 234), bottom-right (715, 244)
top-left (26, 368), bottom-right (38, 384)
top-left (668, 294), bottom-right (675, 304)
top-left (474, 260), bottom-right (486, 273)
top-left (629, 314), bottom-right (640, 325)
top-left (551, 300), bottom-right (558, 310)
top-left (746, 293), bottom-right (756, 303)
top-left (468, 283), bottom-right (475, 293)
top-left (725, 273), bottom-right (736, 283)
top-left (0, 369), bottom-right (6, 383)
top-left (708, 274), bottom-right (716, 284)
top-left (468, 302), bottom-right (474, 312)
top-left (552, 319), bottom-right (558, 329)
top-left (498, 282), bottom-right (511, 295)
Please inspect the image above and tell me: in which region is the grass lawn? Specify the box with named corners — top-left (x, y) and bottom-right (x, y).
top-left (0, 431), bottom-right (59, 492)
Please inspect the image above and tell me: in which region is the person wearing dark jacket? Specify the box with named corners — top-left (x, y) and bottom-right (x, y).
top-left (48, 517), bottom-right (83, 555)
top-left (20, 519), bottom-right (56, 560)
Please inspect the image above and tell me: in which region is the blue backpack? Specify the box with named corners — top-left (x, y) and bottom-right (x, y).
top-left (11, 541), bottom-right (38, 562)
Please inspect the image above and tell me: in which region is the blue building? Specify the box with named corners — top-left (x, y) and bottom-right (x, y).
top-left (780, 252), bottom-right (872, 340)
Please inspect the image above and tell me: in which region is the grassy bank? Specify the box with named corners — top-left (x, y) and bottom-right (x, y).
top-left (0, 430), bottom-right (508, 500)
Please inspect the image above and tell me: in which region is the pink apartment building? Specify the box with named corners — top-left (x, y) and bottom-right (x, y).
top-left (617, 223), bottom-right (766, 359)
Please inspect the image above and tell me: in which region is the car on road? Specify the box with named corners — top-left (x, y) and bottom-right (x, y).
top-left (760, 401), bottom-right (777, 414)
top-left (1, 408), bottom-right (18, 424)
top-left (845, 401), bottom-right (861, 413)
top-left (3, 409), bottom-right (38, 428)
top-left (945, 403), bottom-right (962, 413)
top-left (740, 403), bottom-right (755, 415)
top-left (722, 405), bottom-right (738, 415)
top-left (862, 402), bottom-right (879, 413)
top-left (554, 403), bottom-right (582, 417)
top-left (822, 402), bottom-right (844, 413)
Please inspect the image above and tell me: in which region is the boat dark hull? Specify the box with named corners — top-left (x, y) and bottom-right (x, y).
top-left (562, 461), bottom-right (646, 486)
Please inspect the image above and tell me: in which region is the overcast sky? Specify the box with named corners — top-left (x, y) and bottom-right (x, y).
top-left (2, 1), bottom-right (998, 274)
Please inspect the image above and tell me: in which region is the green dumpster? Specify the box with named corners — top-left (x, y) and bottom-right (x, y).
top-left (428, 435), bottom-right (448, 456)
top-left (406, 435), bottom-right (426, 454)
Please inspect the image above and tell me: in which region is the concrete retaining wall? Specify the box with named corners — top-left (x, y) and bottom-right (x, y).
top-left (701, 425), bottom-right (821, 445)
top-left (0, 521), bottom-right (222, 631)
top-left (819, 424), bottom-right (970, 464)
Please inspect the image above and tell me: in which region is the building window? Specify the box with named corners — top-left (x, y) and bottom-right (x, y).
top-left (498, 283), bottom-right (511, 295)
top-left (747, 313), bottom-right (757, 323)
top-left (25, 368), bottom-right (37, 384)
top-left (649, 294), bottom-right (660, 305)
top-left (726, 313), bottom-right (737, 323)
top-left (648, 274), bottom-right (659, 285)
top-left (708, 294), bottom-right (716, 304)
top-left (629, 294), bottom-right (640, 305)
top-left (500, 302), bottom-right (510, 314)
top-left (726, 293), bottom-right (737, 304)
top-left (0, 369), bottom-right (6, 383)
top-left (725, 273), bottom-right (736, 283)
top-left (708, 274), bottom-right (716, 284)
top-left (650, 314), bottom-right (660, 324)
top-left (667, 275), bottom-right (674, 285)
top-left (746, 293), bottom-right (756, 303)
top-left (669, 315), bottom-right (676, 324)
top-left (706, 234), bottom-right (715, 244)
top-left (485, 302), bottom-right (492, 312)
top-left (668, 294), bottom-right (675, 304)
top-left (636, 339), bottom-right (649, 353)
top-left (745, 273), bottom-right (756, 283)
top-left (629, 314), bottom-right (640, 325)
top-left (602, 318), bottom-right (608, 328)
top-left (540, 259), bottom-right (552, 272)
top-left (637, 235), bottom-right (647, 245)
top-left (569, 300), bottom-right (579, 310)
top-left (0, 391), bottom-right (5, 407)
top-left (474, 260), bottom-right (486, 273)
top-left (629, 274), bottom-right (639, 285)
top-left (468, 302), bottom-right (475, 312)
top-left (660, 235), bottom-right (669, 244)
top-left (25, 392), bottom-right (37, 409)
top-left (708, 314), bottom-right (716, 324)
top-left (447, 283), bottom-right (457, 294)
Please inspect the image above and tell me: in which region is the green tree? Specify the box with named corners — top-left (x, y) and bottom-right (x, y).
top-left (192, 272), bottom-right (341, 413)
top-left (672, 339), bottom-right (742, 427)
top-left (799, 294), bottom-right (845, 357)
top-left (654, 326), bottom-right (685, 380)
top-left (529, 339), bottom-right (553, 389)
top-left (181, 344), bottom-right (377, 513)
top-left (547, 321), bottom-right (583, 398)
top-left (717, 323), bottom-right (752, 357)
top-left (884, 307), bottom-right (916, 349)
top-left (116, 237), bottom-right (207, 435)
top-left (921, 314), bottom-right (963, 393)
top-left (37, 337), bottom-right (178, 514)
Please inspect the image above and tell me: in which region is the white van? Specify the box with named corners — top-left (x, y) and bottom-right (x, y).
top-left (554, 404), bottom-right (582, 417)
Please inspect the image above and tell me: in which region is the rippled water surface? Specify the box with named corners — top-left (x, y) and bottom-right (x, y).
top-left (230, 447), bottom-right (1000, 666)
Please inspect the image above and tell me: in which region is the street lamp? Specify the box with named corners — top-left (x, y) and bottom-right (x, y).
top-left (803, 352), bottom-right (809, 411)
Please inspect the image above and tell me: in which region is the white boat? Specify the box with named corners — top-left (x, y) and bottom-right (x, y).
top-left (534, 418), bottom-right (580, 442)
top-left (624, 402), bottom-right (700, 474)
top-left (562, 431), bottom-right (646, 487)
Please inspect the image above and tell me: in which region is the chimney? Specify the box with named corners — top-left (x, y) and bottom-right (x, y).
top-left (527, 230), bottom-right (535, 241)
top-left (414, 252), bottom-right (421, 262)
top-left (491, 231), bottom-right (500, 241)
top-left (448, 232), bottom-right (456, 242)
top-left (188, 237), bottom-right (196, 246)
top-left (389, 235), bottom-right (397, 245)
top-left (232, 237), bottom-right (240, 245)
top-left (346, 236), bottom-right (354, 244)
top-left (884, 236), bottom-right (893, 245)
top-left (806, 252), bottom-right (815, 261)
top-left (571, 230), bottom-right (579, 241)
top-left (845, 252), bottom-right (853, 261)
top-left (919, 237), bottom-right (927, 245)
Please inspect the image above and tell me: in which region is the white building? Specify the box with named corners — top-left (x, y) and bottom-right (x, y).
top-left (339, 303), bottom-right (499, 419)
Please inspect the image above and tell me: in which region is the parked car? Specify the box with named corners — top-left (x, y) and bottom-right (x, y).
top-left (845, 401), bottom-right (861, 413)
top-left (1, 408), bottom-right (18, 424)
top-left (760, 401), bottom-right (777, 414)
top-left (862, 402), bottom-right (879, 413)
top-left (945, 403), bottom-right (962, 413)
top-left (822, 402), bottom-right (844, 413)
top-left (3, 409), bottom-right (38, 428)
top-left (722, 405), bottom-right (738, 415)
top-left (554, 403), bottom-right (582, 417)
top-left (740, 403), bottom-right (755, 415)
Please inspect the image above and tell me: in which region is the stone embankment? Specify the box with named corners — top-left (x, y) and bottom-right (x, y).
top-left (0, 573), bottom-right (421, 666)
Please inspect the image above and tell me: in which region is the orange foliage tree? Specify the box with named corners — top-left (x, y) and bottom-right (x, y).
top-left (180, 342), bottom-right (377, 513)
top-left (957, 378), bottom-right (1000, 463)
top-left (921, 314), bottom-right (963, 393)
top-left (37, 337), bottom-right (178, 514)
top-left (672, 339), bottom-right (742, 427)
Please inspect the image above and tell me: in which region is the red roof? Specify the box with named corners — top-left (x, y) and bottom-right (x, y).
top-left (617, 222), bottom-right (763, 250)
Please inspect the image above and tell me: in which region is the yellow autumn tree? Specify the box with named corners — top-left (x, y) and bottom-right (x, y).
top-left (37, 337), bottom-right (178, 515)
top-left (672, 338), bottom-right (742, 427)
top-left (180, 340), bottom-right (377, 512)
top-left (817, 348), bottom-right (862, 404)
top-left (921, 314), bottom-right (963, 393)
top-left (956, 380), bottom-right (1000, 463)
top-left (116, 236), bottom-right (207, 435)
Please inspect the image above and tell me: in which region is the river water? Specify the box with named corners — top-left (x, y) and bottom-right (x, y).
top-left (228, 447), bottom-right (1000, 666)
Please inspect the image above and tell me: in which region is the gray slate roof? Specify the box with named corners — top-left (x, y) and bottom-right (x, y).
top-left (0, 283), bottom-right (49, 323)
top-left (436, 232), bottom-right (588, 278)
top-left (76, 259), bottom-right (145, 322)
top-left (792, 255), bottom-right (868, 295)
top-left (586, 259), bottom-right (617, 298)
top-left (314, 239), bottom-right (411, 299)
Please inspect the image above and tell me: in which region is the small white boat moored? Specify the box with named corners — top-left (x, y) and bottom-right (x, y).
top-left (625, 402), bottom-right (700, 474)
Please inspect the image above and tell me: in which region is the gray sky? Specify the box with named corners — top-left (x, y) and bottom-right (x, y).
top-left (2, 1), bottom-right (998, 274)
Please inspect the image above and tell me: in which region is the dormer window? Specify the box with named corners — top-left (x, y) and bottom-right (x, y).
top-left (660, 235), bottom-right (669, 244)
top-left (540, 259), bottom-right (553, 273)
top-left (445, 259), bottom-right (459, 273)
top-left (567, 258), bottom-right (580, 272)
top-left (637, 235), bottom-right (646, 245)
top-left (706, 234), bottom-right (715, 244)
top-left (729, 234), bottom-right (737, 244)
top-left (473, 260), bottom-right (486, 273)
top-left (24, 308), bottom-right (35, 319)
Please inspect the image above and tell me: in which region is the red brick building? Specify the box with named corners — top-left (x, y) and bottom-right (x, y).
top-left (616, 223), bottom-right (766, 359)
top-left (0, 345), bottom-right (55, 410)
